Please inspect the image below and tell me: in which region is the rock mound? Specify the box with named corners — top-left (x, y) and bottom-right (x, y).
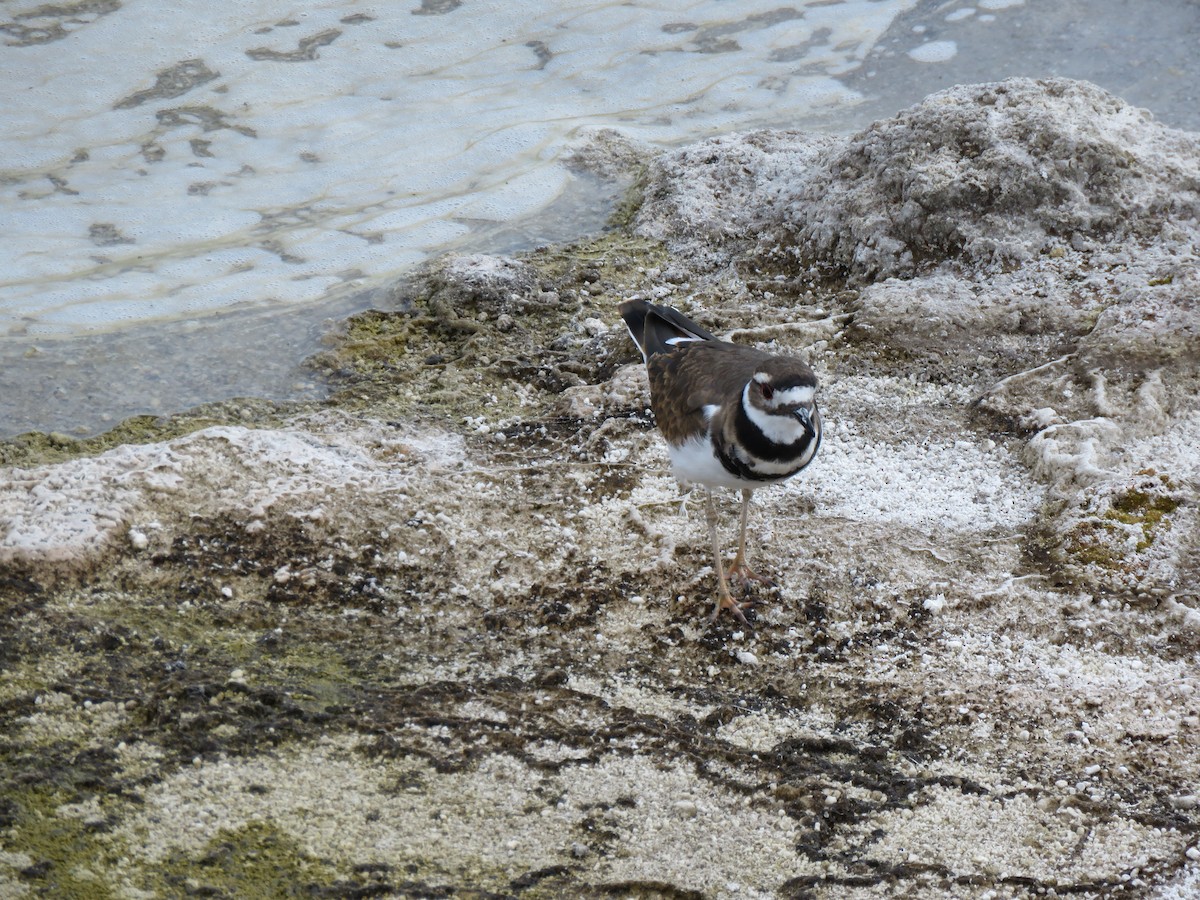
top-left (776, 78), bottom-right (1200, 279)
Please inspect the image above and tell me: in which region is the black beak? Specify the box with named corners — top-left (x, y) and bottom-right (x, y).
top-left (794, 407), bottom-right (816, 439)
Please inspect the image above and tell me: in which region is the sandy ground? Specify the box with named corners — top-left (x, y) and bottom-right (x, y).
top-left (2, 78), bottom-right (1199, 898)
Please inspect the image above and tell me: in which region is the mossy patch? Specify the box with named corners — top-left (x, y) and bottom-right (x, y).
top-left (607, 163), bottom-right (650, 230)
top-left (155, 821), bottom-right (340, 898)
top-left (1105, 472), bottom-right (1180, 551)
top-left (0, 397), bottom-right (298, 470)
top-left (307, 235), bottom-right (670, 425)
top-left (1057, 470), bottom-right (1184, 590)
top-left (0, 786), bottom-right (123, 899)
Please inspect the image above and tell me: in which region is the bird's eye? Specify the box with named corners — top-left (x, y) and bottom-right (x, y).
top-left (762, 384), bottom-right (774, 400)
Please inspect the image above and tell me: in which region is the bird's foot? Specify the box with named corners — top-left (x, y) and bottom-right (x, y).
top-left (709, 591), bottom-right (755, 627)
top-left (727, 561), bottom-right (775, 589)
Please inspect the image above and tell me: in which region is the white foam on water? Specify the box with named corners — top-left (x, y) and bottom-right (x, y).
top-left (0, 0), bottom-right (921, 338)
top-left (907, 40), bottom-right (959, 63)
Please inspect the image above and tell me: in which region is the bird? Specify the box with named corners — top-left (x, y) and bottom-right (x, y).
top-left (619, 298), bottom-right (822, 625)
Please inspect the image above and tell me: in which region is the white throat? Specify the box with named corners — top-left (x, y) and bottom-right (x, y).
top-left (742, 383), bottom-right (810, 444)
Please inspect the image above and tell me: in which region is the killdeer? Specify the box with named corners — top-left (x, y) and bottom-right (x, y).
top-left (620, 299), bottom-right (822, 625)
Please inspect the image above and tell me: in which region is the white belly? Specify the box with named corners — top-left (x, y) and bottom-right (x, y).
top-left (667, 434), bottom-right (756, 490)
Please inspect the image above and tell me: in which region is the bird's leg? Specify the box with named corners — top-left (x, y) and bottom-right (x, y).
top-left (706, 489), bottom-right (749, 625)
top-left (727, 489), bottom-right (774, 587)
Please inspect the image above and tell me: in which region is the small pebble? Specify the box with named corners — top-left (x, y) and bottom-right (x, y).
top-left (674, 799), bottom-right (698, 818)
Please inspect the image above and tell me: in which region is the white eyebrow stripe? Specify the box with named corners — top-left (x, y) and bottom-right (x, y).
top-left (772, 386), bottom-right (815, 406)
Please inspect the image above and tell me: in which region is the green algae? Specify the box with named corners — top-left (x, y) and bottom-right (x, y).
top-left (1065, 521), bottom-right (1122, 569)
top-left (0, 576), bottom-right (375, 897)
top-left (1105, 475), bottom-right (1180, 552)
top-left (0, 397), bottom-right (299, 470)
top-left (307, 233), bottom-right (670, 424)
top-left (155, 821), bottom-right (340, 898)
top-left (0, 786), bottom-right (123, 900)
top-left (606, 163), bottom-right (650, 230)
top-left (1059, 471), bottom-right (1182, 582)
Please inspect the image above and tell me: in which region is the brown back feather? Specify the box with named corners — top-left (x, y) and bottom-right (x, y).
top-left (646, 342), bottom-right (773, 444)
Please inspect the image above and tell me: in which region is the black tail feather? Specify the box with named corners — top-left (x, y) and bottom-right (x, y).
top-left (619, 299), bottom-right (718, 360)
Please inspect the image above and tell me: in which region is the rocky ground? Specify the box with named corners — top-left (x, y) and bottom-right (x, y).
top-left (2, 78), bottom-right (1199, 898)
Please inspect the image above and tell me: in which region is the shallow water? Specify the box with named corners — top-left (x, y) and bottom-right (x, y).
top-left (2, 0), bottom-right (1197, 438)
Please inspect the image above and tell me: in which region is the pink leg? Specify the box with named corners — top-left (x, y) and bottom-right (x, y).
top-left (706, 490), bottom-right (751, 625)
top-left (726, 489), bottom-right (774, 587)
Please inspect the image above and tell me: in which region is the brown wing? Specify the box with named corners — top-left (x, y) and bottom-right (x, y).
top-left (646, 342), bottom-right (771, 445)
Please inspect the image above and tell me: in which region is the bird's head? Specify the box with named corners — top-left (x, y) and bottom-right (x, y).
top-left (749, 367), bottom-right (819, 439)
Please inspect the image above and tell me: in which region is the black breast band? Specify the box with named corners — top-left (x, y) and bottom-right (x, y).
top-left (714, 441), bottom-right (787, 482)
